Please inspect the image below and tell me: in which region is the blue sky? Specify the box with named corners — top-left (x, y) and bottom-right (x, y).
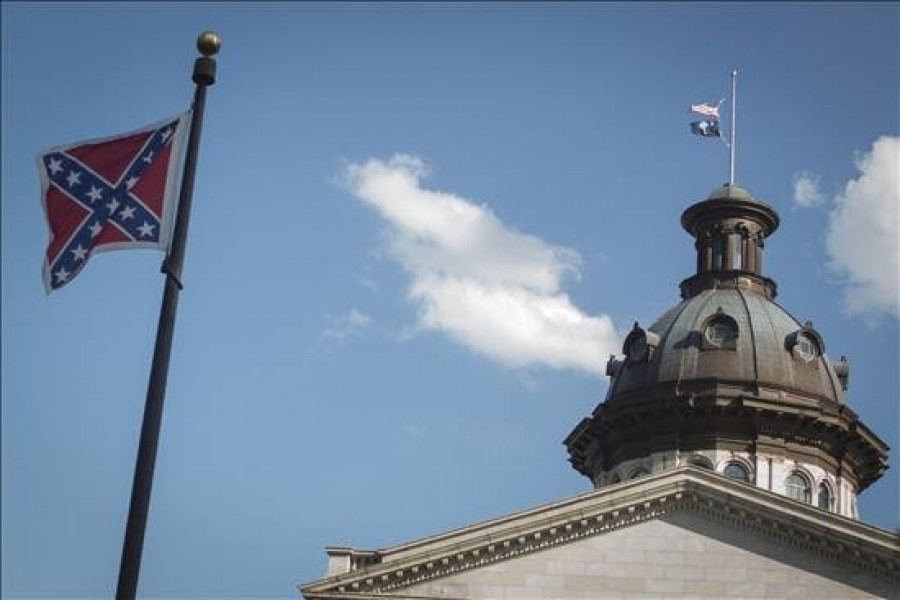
top-left (2, 3), bottom-right (898, 598)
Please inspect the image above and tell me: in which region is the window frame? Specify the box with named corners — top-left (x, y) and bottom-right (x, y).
top-left (722, 461), bottom-right (751, 482)
top-left (785, 323), bottom-right (825, 365)
top-left (700, 310), bottom-right (739, 351)
top-left (785, 472), bottom-right (812, 503)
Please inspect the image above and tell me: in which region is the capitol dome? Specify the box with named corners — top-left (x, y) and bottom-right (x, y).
top-left (565, 184), bottom-right (888, 519)
top-left (610, 288), bottom-right (847, 408)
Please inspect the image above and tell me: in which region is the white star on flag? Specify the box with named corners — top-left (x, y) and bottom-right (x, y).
top-left (106, 198), bottom-right (120, 214)
top-left (119, 205), bottom-right (136, 220)
top-left (89, 221), bottom-right (103, 237)
top-left (126, 176), bottom-right (140, 189)
top-left (47, 158), bottom-right (63, 175)
top-left (66, 170), bottom-right (81, 188)
top-left (86, 186), bottom-right (103, 203)
top-left (54, 267), bottom-right (70, 283)
top-left (137, 222), bottom-right (156, 238)
top-left (70, 245), bottom-right (88, 261)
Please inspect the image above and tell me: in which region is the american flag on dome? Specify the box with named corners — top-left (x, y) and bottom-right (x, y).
top-left (689, 102), bottom-right (721, 119)
top-left (37, 112), bottom-right (191, 293)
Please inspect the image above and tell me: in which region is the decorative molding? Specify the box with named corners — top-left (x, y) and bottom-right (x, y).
top-left (300, 469), bottom-right (900, 598)
top-left (566, 389), bottom-right (888, 492)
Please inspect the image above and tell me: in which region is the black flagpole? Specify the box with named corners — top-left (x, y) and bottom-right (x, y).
top-left (115, 31), bottom-right (220, 600)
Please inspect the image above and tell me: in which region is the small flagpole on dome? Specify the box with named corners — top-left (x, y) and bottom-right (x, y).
top-left (729, 69), bottom-right (737, 185)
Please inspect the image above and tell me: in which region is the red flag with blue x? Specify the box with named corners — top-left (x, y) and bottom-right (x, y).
top-left (38, 112), bottom-right (191, 292)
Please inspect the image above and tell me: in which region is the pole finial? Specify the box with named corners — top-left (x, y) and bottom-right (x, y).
top-left (192, 32), bottom-right (220, 86)
top-left (196, 31), bottom-right (221, 57)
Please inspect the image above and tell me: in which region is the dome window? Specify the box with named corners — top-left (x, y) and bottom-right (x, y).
top-left (701, 310), bottom-right (739, 350)
top-left (786, 472), bottom-right (812, 503)
top-left (786, 322), bottom-right (824, 364)
top-left (795, 334), bottom-right (817, 361)
top-left (723, 462), bottom-right (750, 482)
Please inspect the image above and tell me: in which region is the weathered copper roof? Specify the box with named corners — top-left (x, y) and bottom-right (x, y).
top-left (706, 183), bottom-right (754, 201)
top-left (565, 183), bottom-right (889, 500)
top-left (610, 288), bottom-right (845, 406)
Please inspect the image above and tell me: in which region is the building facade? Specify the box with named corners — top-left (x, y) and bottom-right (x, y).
top-left (300, 184), bottom-right (899, 599)
top-left (565, 184), bottom-right (887, 522)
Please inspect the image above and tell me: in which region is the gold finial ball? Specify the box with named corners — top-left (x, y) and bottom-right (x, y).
top-left (196, 31), bottom-right (221, 56)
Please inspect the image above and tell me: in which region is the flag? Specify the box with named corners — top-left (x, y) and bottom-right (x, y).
top-left (37, 112), bottom-right (191, 292)
top-left (690, 102), bottom-right (721, 119)
top-left (690, 119), bottom-right (721, 138)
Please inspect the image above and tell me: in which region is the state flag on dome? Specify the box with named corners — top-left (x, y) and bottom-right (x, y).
top-left (690, 119), bottom-right (721, 138)
top-left (37, 112), bottom-right (191, 293)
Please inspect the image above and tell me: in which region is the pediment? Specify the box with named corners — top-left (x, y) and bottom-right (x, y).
top-left (300, 468), bottom-right (899, 598)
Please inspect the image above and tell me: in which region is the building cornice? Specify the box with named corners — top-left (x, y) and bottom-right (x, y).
top-left (566, 388), bottom-right (889, 491)
top-left (299, 468), bottom-right (900, 598)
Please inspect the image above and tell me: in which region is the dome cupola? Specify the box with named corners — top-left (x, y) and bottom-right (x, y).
top-left (679, 183), bottom-right (780, 300)
top-left (565, 184), bottom-right (888, 520)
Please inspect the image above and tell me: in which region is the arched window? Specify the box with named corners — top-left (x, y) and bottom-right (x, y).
top-left (786, 473), bottom-right (811, 503)
top-left (817, 483), bottom-right (832, 510)
top-left (723, 462), bottom-right (750, 482)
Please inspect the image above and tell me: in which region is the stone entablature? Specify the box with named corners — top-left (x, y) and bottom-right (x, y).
top-left (565, 381), bottom-right (888, 510)
top-left (594, 450), bottom-right (859, 519)
top-left (299, 468), bottom-right (900, 598)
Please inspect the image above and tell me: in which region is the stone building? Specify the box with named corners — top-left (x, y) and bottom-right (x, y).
top-left (300, 184), bottom-right (899, 598)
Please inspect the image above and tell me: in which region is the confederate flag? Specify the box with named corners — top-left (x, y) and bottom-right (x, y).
top-left (37, 112), bottom-right (191, 292)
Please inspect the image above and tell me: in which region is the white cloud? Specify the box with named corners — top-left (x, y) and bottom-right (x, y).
top-left (343, 154), bottom-right (619, 376)
top-left (826, 136), bottom-right (900, 318)
top-left (321, 309), bottom-right (372, 341)
top-left (793, 171), bottom-right (824, 207)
